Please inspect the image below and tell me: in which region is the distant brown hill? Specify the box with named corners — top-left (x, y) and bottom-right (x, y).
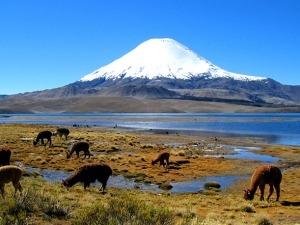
top-left (0, 95), bottom-right (299, 114)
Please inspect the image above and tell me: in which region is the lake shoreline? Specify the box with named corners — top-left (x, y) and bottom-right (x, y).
top-left (1, 112), bottom-right (300, 146)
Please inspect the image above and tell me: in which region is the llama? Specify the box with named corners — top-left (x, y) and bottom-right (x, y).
top-left (0, 165), bottom-right (23, 199)
top-left (0, 146), bottom-right (11, 166)
top-left (33, 130), bottom-right (52, 146)
top-left (53, 128), bottom-right (70, 140)
top-left (66, 141), bottom-right (91, 159)
top-left (244, 165), bottom-right (282, 201)
top-left (151, 152), bottom-right (170, 169)
top-left (62, 163), bottom-right (112, 193)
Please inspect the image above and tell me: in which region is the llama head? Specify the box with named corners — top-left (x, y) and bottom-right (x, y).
top-left (66, 152), bottom-right (71, 159)
top-left (62, 179), bottom-right (69, 187)
top-left (244, 189), bottom-right (253, 200)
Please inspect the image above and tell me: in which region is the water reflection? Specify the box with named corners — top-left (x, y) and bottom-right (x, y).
top-left (171, 175), bottom-right (247, 193)
top-left (208, 146), bottom-right (280, 164)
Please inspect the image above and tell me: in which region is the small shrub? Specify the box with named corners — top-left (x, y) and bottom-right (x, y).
top-left (0, 188), bottom-right (39, 224)
top-left (256, 215), bottom-right (273, 225)
top-left (37, 194), bottom-right (71, 218)
top-left (72, 193), bottom-right (175, 225)
top-left (240, 204), bottom-right (256, 213)
top-left (178, 207), bottom-right (202, 225)
top-left (0, 211), bottom-right (28, 225)
top-left (73, 204), bottom-right (109, 225)
top-left (12, 188), bottom-right (39, 213)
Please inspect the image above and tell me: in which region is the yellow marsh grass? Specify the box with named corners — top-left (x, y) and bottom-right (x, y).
top-left (0, 124), bottom-right (300, 224)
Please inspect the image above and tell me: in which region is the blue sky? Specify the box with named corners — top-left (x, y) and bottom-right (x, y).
top-left (0, 0), bottom-right (299, 95)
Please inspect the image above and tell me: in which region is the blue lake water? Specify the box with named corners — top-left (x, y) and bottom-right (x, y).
top-left (1, 113), bottom-right (300, 146)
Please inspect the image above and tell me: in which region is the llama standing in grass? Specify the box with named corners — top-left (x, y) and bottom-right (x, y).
top-left (0, 146), bottom-right (11, 166)
top-left (244, 165), bottom-right (282, 201)
top-left (53, 128), bottom-right (70, 140)
top-left (33, 131), bottom-right (53, 147)
top-left (0, 165), bottom-right (23, 199)
top-left (66, 141), bottom-right (92, 159)
top-left (151, 152), bottom-right (170, 169)
top-left (62, 163), bottom-right (112, 193)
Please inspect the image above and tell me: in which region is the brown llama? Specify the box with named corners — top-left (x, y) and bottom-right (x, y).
top-left (151, 152), bottom-right (170, 169)
top-left (53, 128), bottom-right (70, 140)
top-left (66, 141), bottom-right (91, 159)
top-left (244, 165), bottom-right (282, 201)
top-left (0, 146), bottom-right (11, 166)
top-left (0, 165), bottom-right (23, 199)
top-left (33, 130), bottom-right (52, 146)
top-left (62, 163), bottom-right (112, 193)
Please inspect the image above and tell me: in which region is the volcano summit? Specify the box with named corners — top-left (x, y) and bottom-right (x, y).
top-left (79, 38), bottom-right (266, 82)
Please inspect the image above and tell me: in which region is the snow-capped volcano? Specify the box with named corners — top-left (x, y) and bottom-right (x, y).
top-left (79, 38), bottom-right (266, 82)
top-left (5, 37), bottom-right (299, 111)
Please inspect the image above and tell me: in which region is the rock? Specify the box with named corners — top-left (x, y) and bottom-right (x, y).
top-left (204, 181), bottom-right (221, 190)
top-left (158, 182), bottom-right (173, 190)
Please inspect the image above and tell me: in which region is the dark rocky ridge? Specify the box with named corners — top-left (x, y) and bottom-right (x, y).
top-left (0, 75), bottom-right (299, 113)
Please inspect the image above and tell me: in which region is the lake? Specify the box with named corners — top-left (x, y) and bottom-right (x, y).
top-left (1, 113), bottom-right (300, 146)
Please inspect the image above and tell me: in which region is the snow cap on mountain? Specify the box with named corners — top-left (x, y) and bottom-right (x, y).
top-left (79, 38), bottom-right (267, 82)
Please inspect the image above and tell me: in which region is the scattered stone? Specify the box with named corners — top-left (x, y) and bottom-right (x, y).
top-left (204, 181), bottom-right (221, 190)
top-left (159, 182), bottom-right (173, 190)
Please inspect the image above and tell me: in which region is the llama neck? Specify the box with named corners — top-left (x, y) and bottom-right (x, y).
top-left (64, 173), bottom-right (81, 187)
top-left (153, 158), bottom-right (160, 163)
top-left (249, 183), bottom-right (258, 196)
top-left (68, 148), bottom-right (76, 157)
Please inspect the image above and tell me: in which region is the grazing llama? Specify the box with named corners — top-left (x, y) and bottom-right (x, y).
top-left (53, 128), bottom-right (70, 140)
top-left (62, 163), bottom-right (112, 193)
top-left (66, 141), bottom-right (92, 159)
top-left (33, 131), bottom-right (52, 146)
top-left (0, 146), bottom-right (11, 166)
top-left (244, 164), bottom-right (282, 201)
top-left (151, 152), bottom-right (170, 169)
top-left (0, 165), bottom-right (23, 199)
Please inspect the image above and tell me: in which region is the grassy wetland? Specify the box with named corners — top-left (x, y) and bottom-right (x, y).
top-left (0, 123), bottom-right (300, 225)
